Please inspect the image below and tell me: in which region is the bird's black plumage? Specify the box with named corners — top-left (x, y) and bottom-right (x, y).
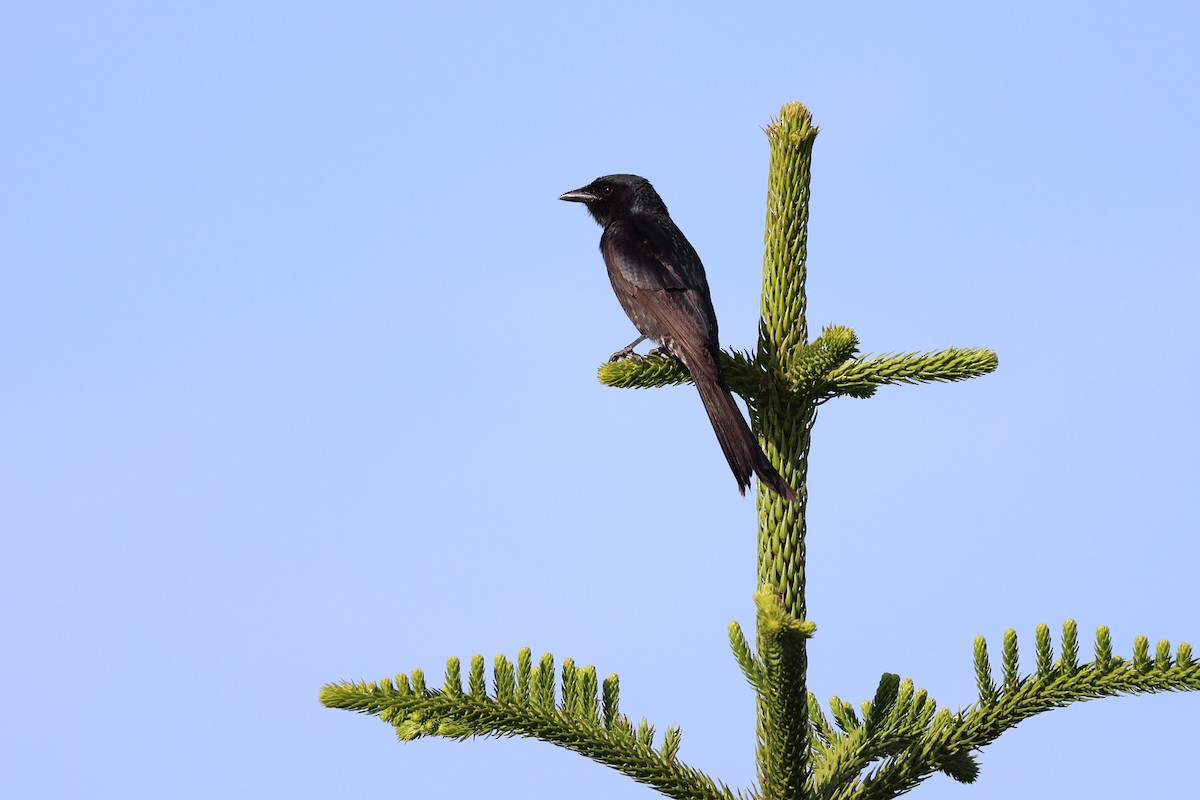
top-left (560, 174), bottom-right (796, 501)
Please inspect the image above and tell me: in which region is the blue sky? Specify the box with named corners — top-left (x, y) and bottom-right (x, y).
top-left (2, 3), bottom-right (1197, 799)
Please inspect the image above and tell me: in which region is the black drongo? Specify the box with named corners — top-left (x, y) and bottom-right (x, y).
top-left (560, 174), bottom-right (796, 501)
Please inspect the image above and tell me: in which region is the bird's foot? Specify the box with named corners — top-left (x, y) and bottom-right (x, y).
top-left (645, 346), bottom-right (683, 367)
top-left (609, 346), bottom-right (645, 363)
top-left (609, 335), bottom-right (648, 362)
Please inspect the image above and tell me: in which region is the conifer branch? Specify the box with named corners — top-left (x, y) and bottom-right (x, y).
top-left (820, 348), bottom-right (999, 399)
top-left (755, 102), bottom-right (820, 800)
top-left (597, 350), bottom-right (765, 399)
top-left (786, 326), bottom-right (860, 391)
top-left (597, 354), bottom-right (692, 389)
top-left (319, 648), bottom-right (737, 800)
top-left (754, 588), bottom-right (819, 800)
top-left (807, 676), bottom-right (937, 799)
top-left (728, 621), bottom-right (762, 686)
top-left (597, 337), bottom-right (998, 408)
top-left (808, 622), bottom-right (1200, 800)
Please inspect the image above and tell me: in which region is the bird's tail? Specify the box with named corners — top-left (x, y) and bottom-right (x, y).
top-left (693, 372), bottom-right (797, 502)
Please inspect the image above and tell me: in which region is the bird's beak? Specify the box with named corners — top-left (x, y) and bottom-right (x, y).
top-left (559, 187), bottom-right (597, 203)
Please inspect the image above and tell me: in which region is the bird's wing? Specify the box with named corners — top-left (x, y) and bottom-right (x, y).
top-left (611, 217), bottom-right (714, 291)
top-left (601, 218), bottom-right (721, 365)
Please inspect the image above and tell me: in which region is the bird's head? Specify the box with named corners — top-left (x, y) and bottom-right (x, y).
top-left (559, 174), bottom-right (668, 226)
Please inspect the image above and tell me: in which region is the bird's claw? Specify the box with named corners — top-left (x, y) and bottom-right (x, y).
top-left (609, 335), bottom-right (649, 362)
top-left (609, 347), bottom-right (644, 363)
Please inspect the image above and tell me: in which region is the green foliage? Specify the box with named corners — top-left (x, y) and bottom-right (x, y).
top-left (321, 648), bottom-right (738, 800)
top-left (753, 586), bottom-right (820, 800)
top-left (320, 624), bottom-right (1198, 800)
top-left (597, 331), bottom-right (998, 407)
top-left (598, 352), bottom-right (693, 389)
top-left (598, 348), bottom-right (767, 401)
top-left (819, 347), bottom-right (999, 400)
top-left (321, 102), bottom-right (1197, 799)
top-left (803, 621), bottom-right (1200, 800)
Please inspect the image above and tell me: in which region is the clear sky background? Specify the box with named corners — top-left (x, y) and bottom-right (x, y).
top-left (2, 3), bottom-right (1197, 799)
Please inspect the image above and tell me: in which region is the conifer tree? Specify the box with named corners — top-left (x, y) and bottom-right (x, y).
top-left (320, 102), bottom-right (1200, 799)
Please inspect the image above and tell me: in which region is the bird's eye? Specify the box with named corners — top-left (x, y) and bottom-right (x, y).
top-left (601, 185), bottom-right (614, 197)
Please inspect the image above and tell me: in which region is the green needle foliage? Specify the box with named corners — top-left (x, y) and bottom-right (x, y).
top-left (320, 102), bottom-right (1199, 798)
top-left (321, 649), bottom-right (736, 800)
top-left (803, 621), bottom-right (1199, 800)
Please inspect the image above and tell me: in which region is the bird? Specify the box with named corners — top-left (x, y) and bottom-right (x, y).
top-left (559, 174), bottom-right (796, 501)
